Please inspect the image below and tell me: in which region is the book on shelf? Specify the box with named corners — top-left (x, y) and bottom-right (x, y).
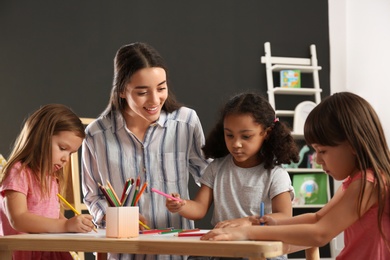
top-left (280, 70), bottom-right (301, 88)
top-left (292, 172), bottom-right (328, 206)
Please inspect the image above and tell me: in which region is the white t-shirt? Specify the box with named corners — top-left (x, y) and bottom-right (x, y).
top-left (200, 154), bottom-right (294, 226)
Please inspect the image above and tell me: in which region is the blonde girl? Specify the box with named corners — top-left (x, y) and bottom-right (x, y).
top-left (0, 104), bottom-right (95, 260)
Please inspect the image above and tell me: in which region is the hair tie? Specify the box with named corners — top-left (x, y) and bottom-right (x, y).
top-left (274, 117), bottom-right (279, 123)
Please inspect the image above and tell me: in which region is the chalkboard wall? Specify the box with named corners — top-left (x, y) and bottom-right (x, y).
top-left (0, 0), bottom-right (330, 251)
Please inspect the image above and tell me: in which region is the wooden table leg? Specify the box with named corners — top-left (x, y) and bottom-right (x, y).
top-left (97, 252), bottom-right (108, 260)
top-left (305, 247), bottom-right (320, 260)
top-left (0, 250), bottom-right (12, 260)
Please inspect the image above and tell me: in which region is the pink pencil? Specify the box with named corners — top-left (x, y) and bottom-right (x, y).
top-left (151, 188), bottom-right (182, 202)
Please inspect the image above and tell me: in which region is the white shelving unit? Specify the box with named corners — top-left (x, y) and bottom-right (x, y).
top-left (261, 41), bottom-right (322, 112)
top-left (261, 42), bottom-right (336, 259)
top-left (261, 42), bottom-right (322, 138)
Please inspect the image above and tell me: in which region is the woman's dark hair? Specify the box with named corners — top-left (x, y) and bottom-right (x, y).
top-left (202, 92), bottom-right (299, 169)
top-left (103, 42), bottom-right (181, 115)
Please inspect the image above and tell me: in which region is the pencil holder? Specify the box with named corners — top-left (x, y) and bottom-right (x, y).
top-left (106, 206), bottom-right (139, 238)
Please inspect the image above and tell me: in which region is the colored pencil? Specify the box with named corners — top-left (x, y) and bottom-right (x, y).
top-left (105, 185), bottom-right (120, 206)
top-left (57, 193), bottom-right (97, 233)
top-left (120, 178), bottom-right (132, 203)
top-left (140, 228), bottom-right (172, 234)
top-left (98, 183), bottom-right (115, 207)
top-left (106, 180), bottom-right (121, 206)
top-left (178, 228), bottom-right (200, 233)
top-left (139, 220), bottom-right (151, 230)
top-left (121, 182), bottom-right (134, 206)
top-left (133, 182), bottom-right (148, 206)
top-left (177, 232), bottom-right (205, 237)
top-left (260, 201), bottom-right (264, 226)
top-left (131, 177), bottom-right (141, 206)
top-left (151, 188), bottom-right (182, 202)
top-left (160, 229), bottom-right (182, 234)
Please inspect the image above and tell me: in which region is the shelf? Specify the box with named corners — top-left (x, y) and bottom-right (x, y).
top-left (261, 42), bottom-right (322, 112)
top-left (285, 168), bottom-right (324, 173)
top-left (270, 64), bottom-right (322, 73)
top-left (269, 87), bottom-right (322, 95)
top-left (275, 110), bottom-right (294, 117)
top-left (293, 204), bottom-right (325, 209)
top-left (291, 132), bottom-right (304, 139)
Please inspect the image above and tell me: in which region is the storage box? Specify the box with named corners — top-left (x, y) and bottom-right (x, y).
top-left (280, 70), bottom-right (301, 88)
top-left (106, 206), bottom-right (139, 238)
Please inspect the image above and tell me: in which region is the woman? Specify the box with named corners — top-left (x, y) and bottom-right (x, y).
top-left (82, 42), bottom-right (210, 260)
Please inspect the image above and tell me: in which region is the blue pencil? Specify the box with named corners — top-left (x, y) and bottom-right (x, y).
top-left (260, 201), bottom-right (264, 226)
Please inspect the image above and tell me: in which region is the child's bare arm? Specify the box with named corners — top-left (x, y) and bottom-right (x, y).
top-left (216, 191), bottom-right (293, 228)
top-left (165, 184), bottom-right (213, 220)
top-left (202, 179), bottom-right (377, 247)
top-left (4, 190), bottom-right (94, 233)
top-left (259, 185), bottom-right (344, 226)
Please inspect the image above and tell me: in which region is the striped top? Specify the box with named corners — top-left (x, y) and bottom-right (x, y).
top-left (81, 107), bottom-right (209, 241)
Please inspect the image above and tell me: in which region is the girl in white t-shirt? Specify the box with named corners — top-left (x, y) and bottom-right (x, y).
top-left (201, 92), bottom-right (390, 260)
top-left (166, 92), bottom-right (300, 260)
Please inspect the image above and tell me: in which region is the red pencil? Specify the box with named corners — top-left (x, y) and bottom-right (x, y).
top-left (178, 228), bottom-right (200, 233)
top-left (120, 178), bottom-right (132, 203)
top-left (141, 228), bottom-right (172, 234)
top-left (98, 183), bottom-right (115, 207)
top-left (177, 232), bottom-right (206, 237)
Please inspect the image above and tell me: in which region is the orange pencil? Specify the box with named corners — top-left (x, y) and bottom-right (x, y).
top-left (134, 182), bottom-right (148, 206)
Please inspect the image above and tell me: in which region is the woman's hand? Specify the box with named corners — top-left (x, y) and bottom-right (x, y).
top-left (165, 193), bottom-right (186, 213)
top-left (214, 217), bottom-right (253, 228)
top-left (139, 213), bottom-right (148, 230)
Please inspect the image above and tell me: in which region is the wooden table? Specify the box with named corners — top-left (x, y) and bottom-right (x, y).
top-left (0, 229), bottom-right (307, 260)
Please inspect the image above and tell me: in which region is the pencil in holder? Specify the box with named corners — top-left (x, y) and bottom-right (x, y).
top-left (106, 206), bottom-right (139, 238)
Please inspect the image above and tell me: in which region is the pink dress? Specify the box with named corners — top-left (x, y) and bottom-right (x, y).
top-left (0, 162), bottom-right (73, 260)
top-left (336, 170), bottom-right (390, 259)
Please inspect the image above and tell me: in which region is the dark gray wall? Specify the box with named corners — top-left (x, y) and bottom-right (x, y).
top-left (0, 0), bottom-right (330, 231)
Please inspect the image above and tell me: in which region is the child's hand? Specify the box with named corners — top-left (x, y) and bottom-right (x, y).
top-left (248, 215), bottom-right (278, 226)
top-left (200, 227), bottom-right (249, 241)
top-left (66, 214), bottom-right (95, 233)
top-left (214, 217), bottom-right (252, 228)
top-left (165, 193), bottom-right (186, 213)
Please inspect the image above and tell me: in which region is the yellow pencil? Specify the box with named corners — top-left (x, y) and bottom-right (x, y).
top-left (139, 220), bottom-right (151, 230)
top-left (57, 193), bottom-right (97, 233)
